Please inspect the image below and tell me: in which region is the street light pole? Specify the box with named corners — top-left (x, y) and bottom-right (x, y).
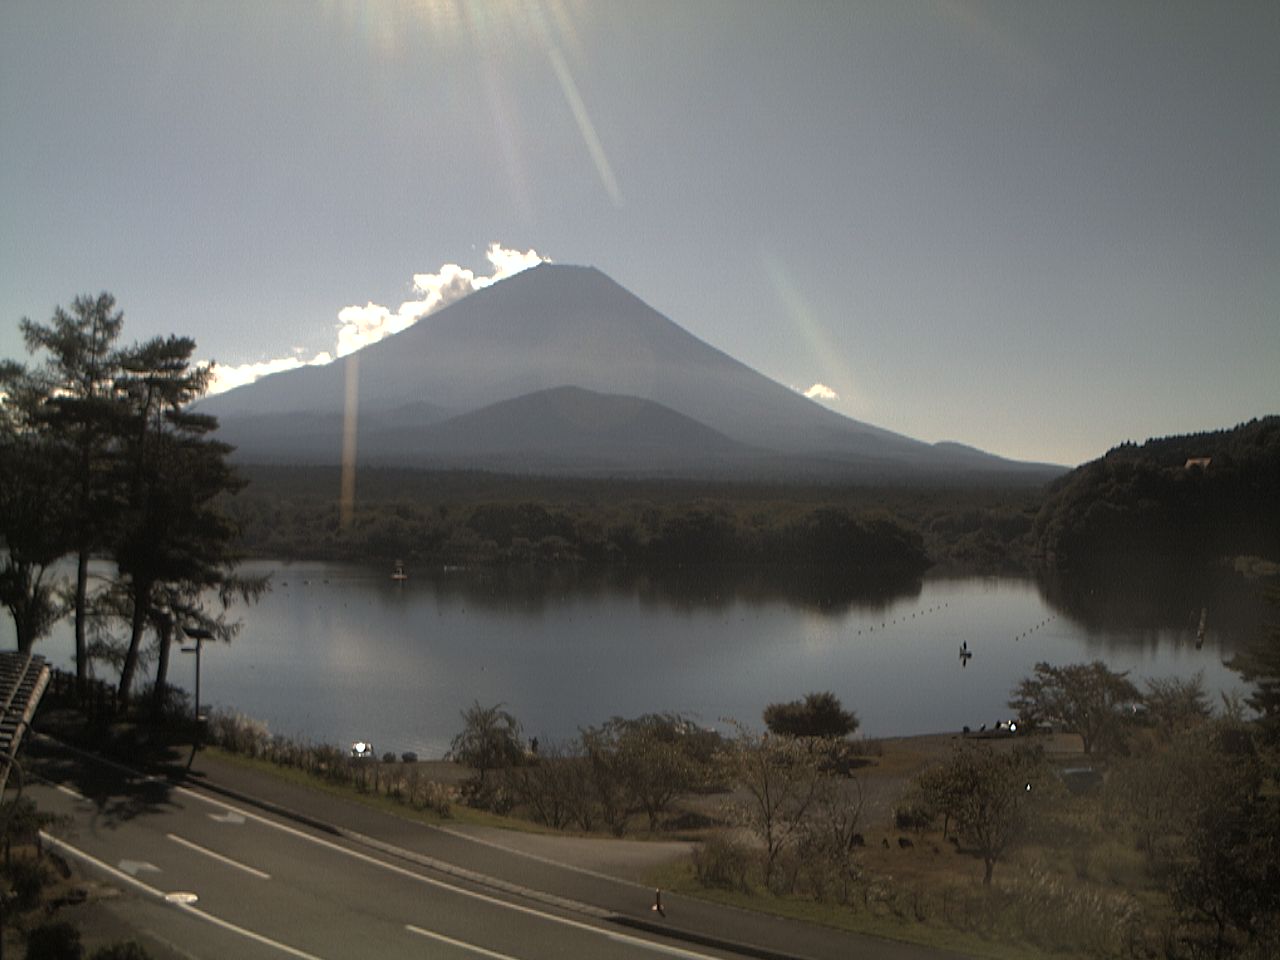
top-left (181, 626), bottom-right (214, 738)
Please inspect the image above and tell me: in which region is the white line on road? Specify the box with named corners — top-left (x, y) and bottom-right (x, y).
top-left (35, 738), bottom-right (725, 960)
top-left (41, 832), bottom-right (325, 960)
top-left (405, 924), bottom-right (524, 959)
top-left (167, 833), bottom-right (272, 880)
top-left (162, 794), bottom-right (728, 960)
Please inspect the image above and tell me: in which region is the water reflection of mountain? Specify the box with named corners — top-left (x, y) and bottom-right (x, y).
top-left (1037, 562), bottom-right (1274, 653)
top-left (418, 563), bottom-right (923, 616)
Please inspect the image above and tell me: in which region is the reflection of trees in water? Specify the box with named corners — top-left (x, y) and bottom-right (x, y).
top-left (419, 564), bottom-right (922, 617)
top-left (1037, 563), bottom-right (1273, 654)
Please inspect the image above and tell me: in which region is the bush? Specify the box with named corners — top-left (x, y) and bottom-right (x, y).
top-left (894, 801), bottom-right (935, 833)
top-left (205, 710), bottom-right (271, 757)
top-left (763, 692), bottom-right (859, 739)
top-left (25, 921), bottom-right (82, 960)
top-left (413, 780), bottom-right (454, 817)
top-left (692, 833), bottom-right (753, 891)
top-left (460, 775), bottom-right (514, 814)
top-left (90, 944), bottom-right (154, 960)
top-left (6, 855), bottom-right (50, 911)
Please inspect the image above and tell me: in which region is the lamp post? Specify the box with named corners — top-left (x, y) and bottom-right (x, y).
top-left (180, 626), bottom-right (214, 735)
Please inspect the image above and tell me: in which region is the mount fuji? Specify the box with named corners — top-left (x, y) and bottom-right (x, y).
top-left (199, 264), bottom-right (1061, 482)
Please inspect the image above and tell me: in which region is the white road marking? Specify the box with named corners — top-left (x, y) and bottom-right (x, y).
top-left (432, 823), bottom-right (655, 891)
top-left (41, 832), bottom-right (326, 960)
top-left (55, 783), bottom-right (86, 800)
top-left (35, 737), bottom-right (723, 960)
top-left (119, 860), bottom-right (161, 876)
top-left (209, 810), bottom-right (246, 825)
top-left (162, 790), bottom-right (728, 960)
top-left (405, 924), bottom-right (523, 959)
top-left (167, 833), bottom-right (271, 880)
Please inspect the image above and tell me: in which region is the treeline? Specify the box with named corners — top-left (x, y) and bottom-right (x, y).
top-left (223, 464), bottom-right (1043, 573)
top-left (1, 294), bottom-right (257, 704)
top-left (1032, 417), bottom-right (1280, 573)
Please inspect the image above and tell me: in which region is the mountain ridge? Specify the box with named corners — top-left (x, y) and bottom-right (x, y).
top-left (200, 264), bottom-right (1065, 482)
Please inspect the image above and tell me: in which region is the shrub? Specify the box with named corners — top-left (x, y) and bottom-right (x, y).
top-left (90, 944), bottom-right (154, 960)
top-left (6, 855), bottom-right (50, 911)
top-left (894, 801), bottom-right (934, 833)
top-left (763, 692), bottom-right (859, 739)
top-left (692, 833), bottom-right (753, 891)
top-left (25, 921), bottom-right (82, 960)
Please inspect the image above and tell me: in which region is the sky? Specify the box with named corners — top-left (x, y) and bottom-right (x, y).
top-left (2, 0), bottom-right (1276, 467)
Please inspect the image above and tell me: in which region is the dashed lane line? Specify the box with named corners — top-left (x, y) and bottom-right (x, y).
top-left (167, 833), bottom-right (271, 880)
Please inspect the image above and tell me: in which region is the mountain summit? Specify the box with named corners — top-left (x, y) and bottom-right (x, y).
top-left (201, 264), bottom-right (1061, 481)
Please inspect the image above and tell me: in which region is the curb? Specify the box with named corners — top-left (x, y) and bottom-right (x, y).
top-left (34, 733), bottom-right (824, 960)
top-left (177, 763), bottom-right (820, 960)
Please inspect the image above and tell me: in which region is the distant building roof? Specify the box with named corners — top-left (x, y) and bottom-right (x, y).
top-left (1184, 457), bottom-right (1211, 469)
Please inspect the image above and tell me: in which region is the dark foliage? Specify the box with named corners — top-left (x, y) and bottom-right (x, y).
top-left (1008, 661), bottom-right (1141, 754)
top-left (1231, 586), bottom-right (1280, 745)
top-left (763, 691), bottom-right (859, 739)
top-left (25, 921), bottom-right (82, 960)
top-left (1032, 417), bottom-right (1280, 573)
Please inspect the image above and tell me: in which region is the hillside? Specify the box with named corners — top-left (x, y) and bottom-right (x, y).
top-left (199, 264), bottom-right (1063, 483)
top-left (1031, 417), bottom-right (1280, 572)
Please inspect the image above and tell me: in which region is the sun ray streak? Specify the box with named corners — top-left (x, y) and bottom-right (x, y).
top-left (546, 44), bottom-right (623, 207)
top-left (760, 251), bottom-right (865, 412)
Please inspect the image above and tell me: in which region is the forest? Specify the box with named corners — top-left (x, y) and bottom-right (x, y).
top-left (1031, 417), bottom-right (1280, 574)
top-left (222, 414), bottom-right (1280, 582)
top-left (222, 465), bottom-right (1044, 574)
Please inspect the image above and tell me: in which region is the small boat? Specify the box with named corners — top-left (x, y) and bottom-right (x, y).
top-left (391, 560), bottom-right (408, 582)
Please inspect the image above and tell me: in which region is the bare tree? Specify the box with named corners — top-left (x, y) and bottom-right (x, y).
top-left (720, 724), bottom-right (831, 888)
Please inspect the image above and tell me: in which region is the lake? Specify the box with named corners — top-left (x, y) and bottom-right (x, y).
top-left (6, 560), bottom-right (1266, 759)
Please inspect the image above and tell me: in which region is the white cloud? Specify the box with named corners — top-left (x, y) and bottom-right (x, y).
top-left (206, 243), bottom-right (548, 394)
top-left (804, 382), bottom-right (840, 401)
top-left (208, 351), bottom-right (332, 395)
top-left (338, 243), bottom-right (548, 357)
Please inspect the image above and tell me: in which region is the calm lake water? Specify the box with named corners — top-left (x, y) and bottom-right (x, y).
top-left (8, 560), bottom-right (1266, 759)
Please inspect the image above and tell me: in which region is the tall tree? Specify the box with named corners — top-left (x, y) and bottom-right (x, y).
top-left (450, 701), bottom-right (524, 789)
top-left (1231, 586), bottom-right (1280, 746)
top-left (918, 742), bottom-right (1046, 884)
top-left (0, 363), bottom-right (73, 651)
top-left (111, 336), bottom-right (246, 702)
top-left (147, 574), bottom-right (265, 716)
top-left (20, 294), bottom-right (127, 683)
top-left (1008, 660), bottom-right (1141, 754)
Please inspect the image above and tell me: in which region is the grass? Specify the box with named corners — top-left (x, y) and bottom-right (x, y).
top-left (199, 746), bottom-right (561, 834)
top-left (204, 744), bottom-right (1132, 960)
top-left (39, 701), bottom-right (1189, 958)
top-left (643, 859), bottom-right (1075, 960)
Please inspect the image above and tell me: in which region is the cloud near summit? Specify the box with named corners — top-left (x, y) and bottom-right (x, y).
top-left (208, 243), bottom-right (547, 394)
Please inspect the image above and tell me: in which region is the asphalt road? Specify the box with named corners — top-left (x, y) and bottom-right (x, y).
top-left (21, 736), bottom-right (971, 960)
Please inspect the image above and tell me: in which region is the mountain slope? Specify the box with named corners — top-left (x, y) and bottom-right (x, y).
top-left (356, 386), bottom-right (762, 473)
top-left (201, 264), bottom-right (1063, 480)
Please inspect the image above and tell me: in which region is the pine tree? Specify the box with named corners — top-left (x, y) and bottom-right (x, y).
top-left (19, 294), bottom-right (128, 682)
top-left (110, 335), bottom-right (257, 702)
